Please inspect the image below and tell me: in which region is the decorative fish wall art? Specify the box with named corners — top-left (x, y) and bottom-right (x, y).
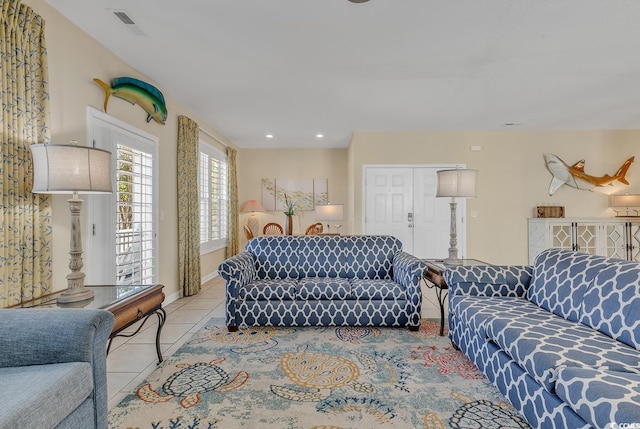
top-left (544, 153), bottom-right (634, 195)
top-left (94, 77), bottom-right (167, 125)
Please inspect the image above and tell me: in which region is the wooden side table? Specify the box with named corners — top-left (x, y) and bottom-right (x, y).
top-left (12, 284), bottom-right (166, 364)
top-left (423, 259), bottom-right (490, 336)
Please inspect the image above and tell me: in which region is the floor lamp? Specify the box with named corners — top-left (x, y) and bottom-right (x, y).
top-left (241, 200), bottom-right (266, 236)
top-left (30, 143), bottom-right (112, 303)
top-left (436, 169), bottom-right (477, 266)
top-left (315, 203), bottom-right (344, 234)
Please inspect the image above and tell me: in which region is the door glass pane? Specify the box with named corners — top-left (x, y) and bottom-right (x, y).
top-left (116, 144), bottom-right (155, 285)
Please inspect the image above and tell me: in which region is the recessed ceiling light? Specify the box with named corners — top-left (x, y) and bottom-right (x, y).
top-left (316, 134), bottom-right (324, 138)
top-left (504, 122), bottom-right (524, 126)
top-left (265, 134), bottom-right (274, 139)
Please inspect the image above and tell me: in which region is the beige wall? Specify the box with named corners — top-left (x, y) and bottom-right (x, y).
top-left (21, 0), bottom-right (640, 290)
top-left (237, 149), bottom-right (348, 248)
top-left (26, 0), bottom-right (236, 299)
top-left (348, 130), bottom-right (640, 264)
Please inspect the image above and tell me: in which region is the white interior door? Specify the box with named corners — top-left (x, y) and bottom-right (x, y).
top-left (364, 167), bottom-right (414, 253)
top-left (363, 165), bottom-right (465, 259)
top-left (413, 168), bottom-right (459, 259)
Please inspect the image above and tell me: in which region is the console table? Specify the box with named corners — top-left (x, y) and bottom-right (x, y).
top-left (423, 259), bottom-right (490, 336)
top-left (12, 284), bottom-right (166, 363)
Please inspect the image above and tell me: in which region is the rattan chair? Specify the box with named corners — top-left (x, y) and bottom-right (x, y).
top-left (304, 222), bottom-right (324, 235)
top-left (243, 225), bottom-right (254, 240)
top-left (263, 222), bottom-right (284, 235)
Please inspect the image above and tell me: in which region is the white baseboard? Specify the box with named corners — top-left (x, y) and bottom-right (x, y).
top-left (201, 271), bottom-right (218, 284)
top-left (164, 291), bottom-right (181, 305)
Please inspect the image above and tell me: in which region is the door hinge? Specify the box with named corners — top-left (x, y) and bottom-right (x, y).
top-left (92, 224), bottom-right (96, 236)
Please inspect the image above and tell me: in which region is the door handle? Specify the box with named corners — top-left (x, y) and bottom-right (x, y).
top-left (408, 224), bottom-right (413, 228)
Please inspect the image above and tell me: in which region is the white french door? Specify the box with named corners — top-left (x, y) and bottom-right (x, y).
top-left (363, 165), bottom-right (465, 259)
top-left (85, 107), bottom-right (159, 285)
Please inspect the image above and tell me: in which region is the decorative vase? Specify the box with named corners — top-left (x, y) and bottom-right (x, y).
top-left (286, 215), bottom-right (293, 235)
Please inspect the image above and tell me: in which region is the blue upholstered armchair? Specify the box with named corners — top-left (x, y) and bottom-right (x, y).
top-left (0, 308), bottom-right (115, 429)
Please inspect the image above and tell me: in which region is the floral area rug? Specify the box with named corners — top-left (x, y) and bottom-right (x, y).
top-left (109, 319), bottom-right (530, 429)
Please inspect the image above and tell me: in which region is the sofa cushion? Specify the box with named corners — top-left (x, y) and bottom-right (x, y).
top-left (485, 312), bottom-right (640, 393)
top-left (556, 366), bottom-right (640, 429)
top-left (580, 260), bottom-right (640, 350)
top-left (239, 279), bottom-right (297, 300)
top-left (246, 236), bottom-right (300, 279)
top-left (297, 277), bottom-right (351, 300)
top-left (351, 279), bottom-right (406, 300)
top-left (528, 248), bottom-right (609, 322)
top-left (0, 362), bottom-right (93, 429)
top-left (449, 295), bottom-right (544, 338)
top-left (295, 235), bottom-right (400, 279)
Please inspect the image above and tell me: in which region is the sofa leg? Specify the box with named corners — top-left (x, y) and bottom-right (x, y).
top-left (409, 325), bottom-right (420, 332)
top-left (228, 326), bottom-right (239, 332)
top-left (450, 340), bottom-right (460, 350)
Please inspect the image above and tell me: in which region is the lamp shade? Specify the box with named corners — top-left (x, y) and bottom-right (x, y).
top-left (436, 169), bottom-right (478, 198)
top-left (315, 203), bottom-right (344, 221)
top-left (610, 194), bottom-right (640, 208)
top-left (241, 199), bottom-right (266, 212)
top-left (30, 144), bottom-right (112, 194)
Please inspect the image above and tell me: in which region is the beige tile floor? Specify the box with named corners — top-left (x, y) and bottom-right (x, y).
top-left (106, 276), bottom-right (226, 410)
top-left (106, 276), bottom-right (444, 410)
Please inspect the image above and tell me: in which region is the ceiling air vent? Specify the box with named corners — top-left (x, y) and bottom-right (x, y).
top-left (110, 9), bottom-right (145, 36)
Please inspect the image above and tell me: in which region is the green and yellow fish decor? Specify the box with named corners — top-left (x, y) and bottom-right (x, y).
top-left (94, 77), bottom-right (168, 125)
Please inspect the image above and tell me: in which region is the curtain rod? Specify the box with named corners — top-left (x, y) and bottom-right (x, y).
top-left (199, 127), bottom-right (229, 148)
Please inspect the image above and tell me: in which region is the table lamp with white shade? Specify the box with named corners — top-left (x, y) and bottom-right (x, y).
top-left (315, 203), bottom-right (344, 234)
top-left (436, 169), bottom-right (477, 266)
top-left (610, 194), bottom-right (640, 217)
top-left (30, 142), bottom-right (112, 303)
top-left (241, 199), bottom-right (266, 236)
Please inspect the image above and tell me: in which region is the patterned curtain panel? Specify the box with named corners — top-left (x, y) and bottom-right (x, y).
top-left (177, 115), bottom-right (201, 297)
top-left (226, 146), bottom-right (239, 257)
top-left (0, 0), bottom-right (52, 307)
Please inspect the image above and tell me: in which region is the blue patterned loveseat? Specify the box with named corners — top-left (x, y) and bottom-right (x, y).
top-left (445, 248), bottom-right (640, 429)
top-left (218, 235), bottom-right (426, 331)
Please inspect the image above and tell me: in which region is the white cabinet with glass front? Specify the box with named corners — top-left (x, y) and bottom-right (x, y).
top-left (528, 218), bottom-right (640, 264)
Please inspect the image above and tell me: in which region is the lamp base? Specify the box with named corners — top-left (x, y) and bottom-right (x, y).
top-left (57, 286), bottom-right (94, 304)
top-left (443, 257), bottom-right (462, 266)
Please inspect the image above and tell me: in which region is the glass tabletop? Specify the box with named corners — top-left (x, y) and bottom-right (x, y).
top-left (14, 285), bottom-right (155, 309)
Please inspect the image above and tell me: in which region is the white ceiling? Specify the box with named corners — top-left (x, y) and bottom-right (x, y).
top-left (45, 0), bottom-right (640, 149)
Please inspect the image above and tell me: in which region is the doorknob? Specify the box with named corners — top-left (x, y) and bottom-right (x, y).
top-left (408, 224), bottom-right (413, 228)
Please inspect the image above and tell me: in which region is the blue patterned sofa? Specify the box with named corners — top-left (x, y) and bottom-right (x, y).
top-left (445, 248), bottom-right (640, 429)
top-left (218, 235), bottom-right (426, 331)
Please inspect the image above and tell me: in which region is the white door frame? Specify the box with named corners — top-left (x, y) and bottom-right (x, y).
top-left (362, 163), bottom-right (467, 258)
top-left (85, 106), bottom-right (159, 284)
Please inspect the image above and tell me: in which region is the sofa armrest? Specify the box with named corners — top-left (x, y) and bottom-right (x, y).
top-left (0, 308), bottom-right (114, 368)
top-left (393, 252), bottom-right (427, 326)
top-left (218, 251), bottom-right (256, 298)
top-left (0, 308), bottom-right (114, 429)
top-left (443, 265), bottom-right (532, 298)
top-left (393, 251), bottom-right (427, 289)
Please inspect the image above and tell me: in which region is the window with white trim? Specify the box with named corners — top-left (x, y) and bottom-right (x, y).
top-left (199, 141), bottom-right (228, 253)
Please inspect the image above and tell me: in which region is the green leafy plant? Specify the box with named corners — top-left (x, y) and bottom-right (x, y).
top-left (283, 194), bottom-right (296, 216)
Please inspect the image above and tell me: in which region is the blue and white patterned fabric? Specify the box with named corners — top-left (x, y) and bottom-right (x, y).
top-left (445, 248), bottom-right (640, 429)
top-left (218, 235), bottom-right (426, 330)
top-left (556, 367), bottom-right (640, 429)
top-left (528, 248), bottom-right (610, 322)
top-left (580, 260), bottom-right (640, 350)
